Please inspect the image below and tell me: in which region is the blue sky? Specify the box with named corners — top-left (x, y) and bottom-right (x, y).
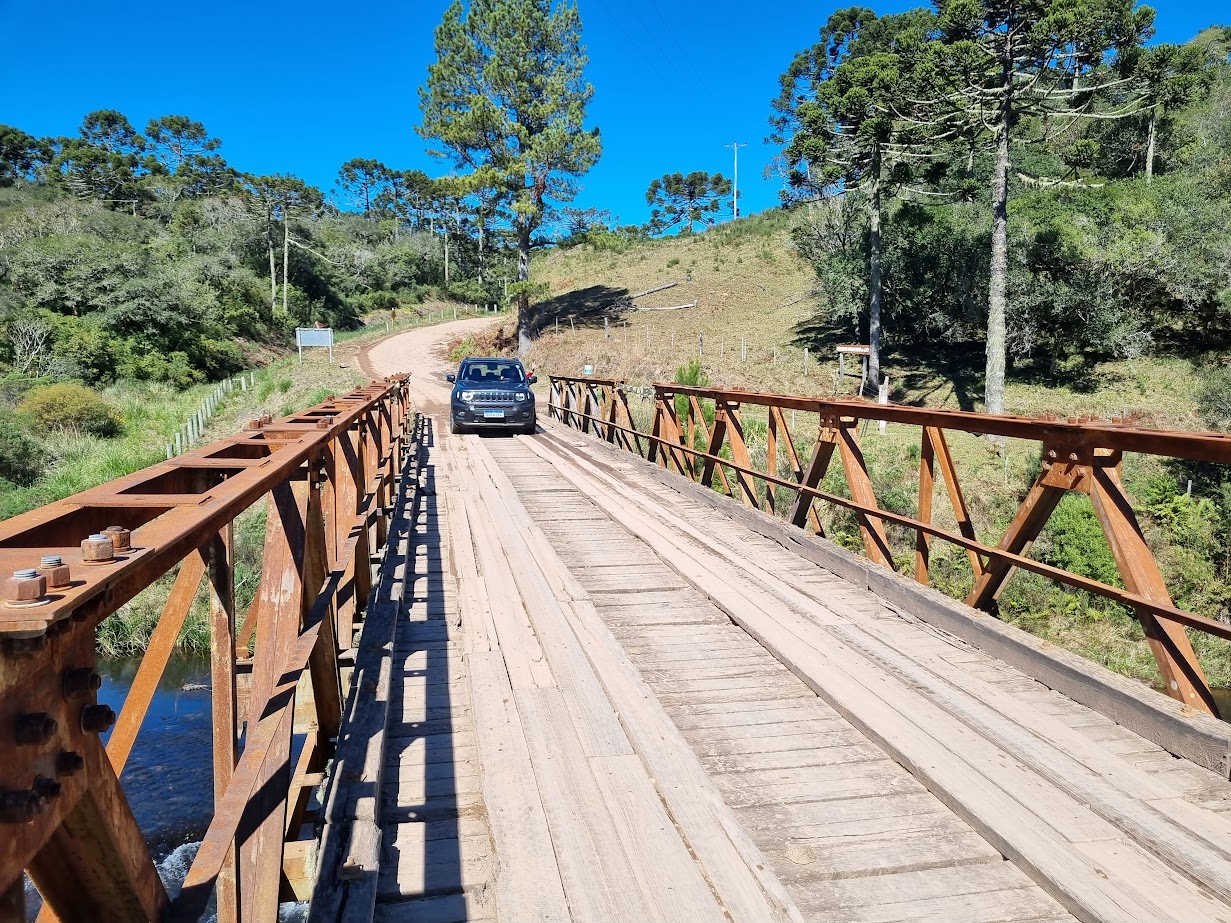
top-left (0, 0), bottom-right (1225, 227)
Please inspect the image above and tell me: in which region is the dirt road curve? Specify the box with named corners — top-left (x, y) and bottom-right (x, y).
top-left (361, 316), bottom-right (498, 411)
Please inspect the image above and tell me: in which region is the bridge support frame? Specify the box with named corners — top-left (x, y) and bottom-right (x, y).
top-left (548, 375), bottom-right (1230, 719)
top-left (0, 377), bottom-right (410, 923)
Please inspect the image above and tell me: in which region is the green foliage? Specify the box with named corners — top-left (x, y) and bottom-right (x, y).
top-left (0, 409), bottom-right (44, 485)
top-left (18, 382), bottom-right (123, 436)
top-left (420, 0), bottom-right (602, 345)
top-left (1197, 366), bottom-right (1231, 431)
top-left (1038, 494), bottom-right (1121, 588)
top-left (645, 172), bottom-right (732, 235)
top-left (674, 358), bottom-right (708, 388)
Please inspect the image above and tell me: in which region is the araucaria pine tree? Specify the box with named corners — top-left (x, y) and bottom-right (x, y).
top-left (419, 0), bottom-right (602, 355)
top-left (922, 0), bottom-right (1153, 416)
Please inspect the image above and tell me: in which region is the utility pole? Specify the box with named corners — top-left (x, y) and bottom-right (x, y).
top-left (725, 141), bottom-right (747, 221)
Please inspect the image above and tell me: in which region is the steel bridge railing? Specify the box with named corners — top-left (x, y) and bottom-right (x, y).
top-left (548, 374), bottom-right (1231, 719)
top-left (0, 376), bottom-right (413, 923)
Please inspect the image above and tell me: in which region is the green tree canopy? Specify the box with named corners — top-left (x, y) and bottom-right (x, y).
top-left (645, 171), bottom-right (733, 235)
top-left (0, 125), bottom-right (47, 187)
top-left (419, 0), bottom-right (602, 354)
top-left (144, 115), bottom-right (220, 172)
top-left (917, 0), bottom-right (1154, 416)
top-left (770, 5), bottom-right (936, 385)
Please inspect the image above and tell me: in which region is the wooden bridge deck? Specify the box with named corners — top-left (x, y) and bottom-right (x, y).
top-left (369, 415), bottom-right (1231, 923)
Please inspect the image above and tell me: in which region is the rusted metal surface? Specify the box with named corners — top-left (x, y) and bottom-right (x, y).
top-left (0, 376), bottom-right (410, 922)
top-left (549, 375), bottom-right (1231, 718)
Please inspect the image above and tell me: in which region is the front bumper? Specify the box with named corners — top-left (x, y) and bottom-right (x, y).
top-left (452, 402), bottom-right (536, 427)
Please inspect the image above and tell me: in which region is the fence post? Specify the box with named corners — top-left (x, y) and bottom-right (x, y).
top-left (878, 377), bottom-right (889, 435)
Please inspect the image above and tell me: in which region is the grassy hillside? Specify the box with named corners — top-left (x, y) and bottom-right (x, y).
top-left (528, 213), bottom-right (1211, 431)
top-left (525, 215), bottom-right (1231, 690)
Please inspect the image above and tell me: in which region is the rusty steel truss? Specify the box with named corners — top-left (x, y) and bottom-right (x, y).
top-left (549, 375), bottom-right (1231, 719)
top-left (0, 376), bottom-right (413, 923)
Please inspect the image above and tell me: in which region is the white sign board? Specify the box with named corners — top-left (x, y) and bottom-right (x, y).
top-left (296, 327), bottom-right (334, 363)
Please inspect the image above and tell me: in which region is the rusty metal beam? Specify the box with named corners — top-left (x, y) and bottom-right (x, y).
top-left (0, 378), bottom-right (409, 923)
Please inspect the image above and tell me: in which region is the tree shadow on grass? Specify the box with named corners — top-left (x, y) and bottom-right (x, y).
top-left (792, 315), bottom-right (986, 412)
top-left (530, 284), bottom-right (632, 337)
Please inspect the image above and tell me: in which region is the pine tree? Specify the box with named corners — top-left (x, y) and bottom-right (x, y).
top-left (419, 0), bottom-right (602, 355)
top-left (771, 6), bottom-right (937, 388)
top-left (644, 172), bottom-right (733, 235)
top-left (919, 0), bottom-right (1153, 416)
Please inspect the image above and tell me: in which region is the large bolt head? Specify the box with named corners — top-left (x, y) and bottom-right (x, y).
top-left (0, 789), bottom-right (45, 824)
top-left (81, 534), bottom-right (115, 563)
top-left (15, 712), bottom-right (57, 745)
top-left (5, 570), bottom-right (47, 605)
top-left (63, 667), bottom-right (102, 699)
top-left (56, 751), bottom-right (85, 776)
top-left (101, 525), bottom-right (131, 552)
top-left (37, 556), bottom-right (72, 589)
top-left (80, 703), bottom-right (116, 734)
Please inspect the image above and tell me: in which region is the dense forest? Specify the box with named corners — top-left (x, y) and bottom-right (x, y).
top-left (0, 113), bottom-right (512, 390)
top-left (771, 9), bottom-right (1231, 412)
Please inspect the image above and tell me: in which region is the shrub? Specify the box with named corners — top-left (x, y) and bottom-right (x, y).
top-left (18, 382), bottom-right (123, 436)
top-left (1037, 494), bottom-right (1120, 587)
top-left (0, 410), bottom-right (44, 485)
top-left (1197, 365), bottom-right (1231, 431)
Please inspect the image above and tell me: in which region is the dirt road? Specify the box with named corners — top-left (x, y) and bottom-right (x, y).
top-left (361, 316), bottom-right (498, 411)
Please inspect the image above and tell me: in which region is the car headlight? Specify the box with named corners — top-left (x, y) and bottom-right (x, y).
top-left (460, 391), bottom-right (477, 401)
top-left (514, 392), bottom-right (527, 402)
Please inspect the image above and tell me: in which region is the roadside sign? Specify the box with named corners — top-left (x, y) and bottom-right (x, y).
top-left (297, 327), bottom-right (334, 364)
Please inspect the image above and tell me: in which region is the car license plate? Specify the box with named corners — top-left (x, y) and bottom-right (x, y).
top-left (483, 410), bottom-right (505, 419)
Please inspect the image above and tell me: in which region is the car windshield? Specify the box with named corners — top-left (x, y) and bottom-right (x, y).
top-left (458, 361), bottom-right (525, 384)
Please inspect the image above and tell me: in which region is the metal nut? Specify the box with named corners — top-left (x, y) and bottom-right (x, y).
top-left (81, 534), bottom-right (115, 564)
top-left (0, 789), bottom-right (44, 823)
top-left (246, 418), bottom-right (264, 430)
top-left (4, 569), bottom-right (47, 607)
top-left (63, 667), bottom-right (102, 699)
top-left (80, 704), bottom-right (116, 734)
top-left (15, 712), bottom-right (57, 745)
top-left (37, 555), bottom-right (72, 588)
top-left (56, 751), bottom-right (85, 776)
top-left (101, 525), bottom-right (131, 553)
top-left (33, 777), bottom-right (62, 800)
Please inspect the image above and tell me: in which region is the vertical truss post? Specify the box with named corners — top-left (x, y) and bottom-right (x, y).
top-left (724, 405), bottom-right (760, 508)
top-left (916, 427), bottom-right (935, 584)
top-left (240, 479), bottom-right (308, 923)
top-left (1089, 463), bottom-right (1218, 715)
top-left (836, 419), bottom-right (893, 568)
top-left (788, 420), bottom-right (836, 535)
top-left (766, 408), bottom-right (779, 514)
top-left (928, 426), bottom-right (985, 581)
top-left (208, 526), bottom-right (240, 923)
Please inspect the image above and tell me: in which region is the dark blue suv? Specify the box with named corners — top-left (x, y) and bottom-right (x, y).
top-left (447, 357), bottom-right (537, 435)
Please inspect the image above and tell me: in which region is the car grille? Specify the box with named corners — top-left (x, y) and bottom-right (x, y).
top-left (471, 391), bottom-right (518, 404)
